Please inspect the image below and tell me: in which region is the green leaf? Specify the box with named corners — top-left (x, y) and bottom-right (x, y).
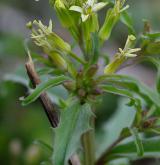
top-left (101, 84), bottom-right (141, 109)
top-left (96, 98), bottom-right (136, 159)
top-left (110, 136), bottom-right (160, 158)
top-left (130, 127), bottom-right (144, 156)
top-left (3, 66), bottom-right (28, 87)
top-left (100, 74), bottom-right (160, 109)
top-left (120, 11), bottom-right (135, 35)
top-left (143, 33), bottom-right (160, 41)
top-left (146, 42), bottom-right (160, 55)
top-left (52, 101), bottom-right (93, 165)
top-left (143, 57), bottom-right (160, 94)
top-left (22, 75), bottom-right (70, 106)
top-left (101, 84), bottom-right (135, 99)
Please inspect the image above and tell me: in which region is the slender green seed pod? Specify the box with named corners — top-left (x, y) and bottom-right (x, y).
top-left (99, 8), bottom-right (120, 41)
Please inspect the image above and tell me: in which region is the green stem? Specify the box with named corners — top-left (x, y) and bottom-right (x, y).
top-left (69, 51), bottom-right (86, 65)
top-left (82, 116), bottom-right (95, 165)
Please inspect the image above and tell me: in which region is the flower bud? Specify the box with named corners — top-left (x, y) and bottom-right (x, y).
top-left (99, 0), bottom-right (129, 41)
top-left (54, 0), bottom-right (75, 28)
top-left (124, 35), bottom-right (136, 50)
top-left (92, 87), bottom-right (103, 95)
top-left (78, 88), bottom-right (86, 97)
top-left (99, 8), bottom-right (120, 41)
top-left (63, 80), bottom-right (75, 91)
top-left (50, 51), bottom-right (67, 70)
top-left (85, 64), bottom-right (98, 77)
top-left (104, 35), bottom-right (140, 74)
top-left (26, 21), bottom-right (32, 29)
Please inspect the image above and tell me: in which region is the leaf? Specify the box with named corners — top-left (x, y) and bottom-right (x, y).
top-left (143, 33), bottom-right (160, 41)
top-left (101, 84), bottom-right (135, 99)
top-left (130, 128), bottom-right (144, 156)
top-left (3, 66), bottom-right (29, 87)
top-left (110, 136), bottom-right (160, 158)
top-left (22, 75), bottom-right (70, 106)
top-left (52, 101), bottom-right (93, 165)
top-left (101, 84), bottom-right (141, 110)
top-left (120, 11), bottom-right (135, 35)
top-left (146, 42), bottom-right (160, 55)
top-left (96, 98), bottom-right (136, 159)
top-left (100, 74), bottom-right (160, 109)
top-left (143, 57), bottom-right (160, 94)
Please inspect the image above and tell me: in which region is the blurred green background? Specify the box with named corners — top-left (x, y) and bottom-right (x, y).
top-left (0, 0), bottom-right (160, 164)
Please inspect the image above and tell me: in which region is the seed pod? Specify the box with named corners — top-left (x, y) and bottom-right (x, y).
top-left (63, 80), bottom-right (75, 91)
top-left (99, 8), bottom-right (120, 41)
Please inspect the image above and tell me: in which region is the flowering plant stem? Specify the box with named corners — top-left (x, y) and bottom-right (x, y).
top-left (82, 116), bottom-right (95, 165)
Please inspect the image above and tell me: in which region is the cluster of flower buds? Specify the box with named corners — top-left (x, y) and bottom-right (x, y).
top-left (26, 20), bottom-right (71, 70)
top-left (104, 35), bottom-right (141, 74)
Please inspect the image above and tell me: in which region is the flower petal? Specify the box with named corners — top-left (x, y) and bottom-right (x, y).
top-left (69, 6), bottom-right (83, 13)
top-left (92, 2), bottom-right (108, 12)
top-left (119, 5), bottom-right (130, 13)
top-left (127, 48), bottom-right (141, 53)
top-left (87, 0), bottom-right (95, 6)
top-left (81, 14), bottom-right (89, 22)
top-left (125, 53), bottom-right (137, 57)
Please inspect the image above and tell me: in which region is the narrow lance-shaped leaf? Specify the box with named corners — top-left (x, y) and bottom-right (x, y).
top-left (130, 127), bottom-right (144, 156)
top-left (120, 10), bottom-right (135, 35)
top-left (21, 75), bottom-right (70, 106)
top-left (52, 101), bottom-right (93, 165)
top-left (101, 84), bottom-right (141, 113)
top-left (101, 84), bottom-right (139, 102)
top-left (110, 136), bottom-right (160, 159)
top-left (100, 74), bottom-right (160, 109)
top-left (142, 57), bottom-right (160, 94)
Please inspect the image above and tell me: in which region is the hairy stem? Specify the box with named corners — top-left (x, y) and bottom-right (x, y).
top-left (82, 116), bottom-right (95, 165)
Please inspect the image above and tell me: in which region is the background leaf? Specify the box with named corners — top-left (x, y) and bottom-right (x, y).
top-left (96, 99), bottom-right (136, 159)
top-left (110, 136), bottom-right (160, 158)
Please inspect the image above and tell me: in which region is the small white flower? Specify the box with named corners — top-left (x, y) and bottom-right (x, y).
top-left (69, 0), bottom-right (108, 22)
top-left (118, 47), bottom-right (141, 58)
